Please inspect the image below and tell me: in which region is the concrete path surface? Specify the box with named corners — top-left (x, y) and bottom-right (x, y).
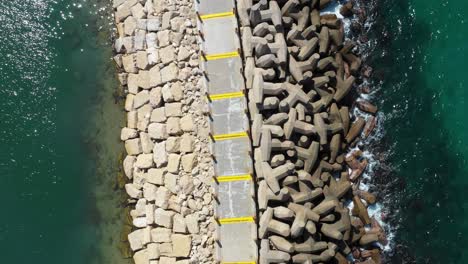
top-left (196, 0), bottom-right (258, 263)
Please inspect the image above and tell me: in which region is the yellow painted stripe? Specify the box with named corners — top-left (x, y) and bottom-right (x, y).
top-left (216, 174), bottom-right (252, 182)
top-left (200, 11), bottom-right (234, 20)
top-left (209, 91), bottom-right (244, 101)
top-left (221, 262), bottom-right (256, 264)
top-left (204, 51), bottom-right (239, 61)
top-left (213, 131), bottom-right (248, 141)
top-left (219, 216), bottom-right (255, 224)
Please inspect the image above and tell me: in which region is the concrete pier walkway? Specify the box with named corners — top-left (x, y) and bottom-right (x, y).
top-left (195, 1), bottom-right (258, 263)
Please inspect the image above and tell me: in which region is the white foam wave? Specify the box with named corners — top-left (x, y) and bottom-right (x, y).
top-left (321, 0), bottom-right (397, 254)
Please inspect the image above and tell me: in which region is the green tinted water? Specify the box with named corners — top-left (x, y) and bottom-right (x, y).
top-left (0, 1), bottom-right (130, 263)
top-left (371, 0), bottom-right (468, 262)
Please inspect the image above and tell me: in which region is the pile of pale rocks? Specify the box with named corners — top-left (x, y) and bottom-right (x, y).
top-left (238, 0), bottom-right (385, 263)
top-left (113, 0), bottom-right (216, 263)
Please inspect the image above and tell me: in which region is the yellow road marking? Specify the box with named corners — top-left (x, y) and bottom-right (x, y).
top-left (216, 174), bottom-right (252, 182)
top-left (221, 262), bottom-right (256, 264)
top-left (204, 51), bottom-right (239, 61)
top-left (200, 11), bottom-right (234, 20)
top-left (219, 216), bottom-right (255, 224)
top-left (212, 131), bottom-right (248, 141)
top-left (209, 91), bottom-right (244, 101)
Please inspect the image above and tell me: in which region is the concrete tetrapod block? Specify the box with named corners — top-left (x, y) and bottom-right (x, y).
top-left (287, 203), bottom-right (320, 238)
top-left (245, 57), bottom-right (276, 90)
top-left (284, 108), bottom-right (317, 139)
top-left (288, 6), bottom-right (310, 31)
top-left (334, 75), bottom-right (356, 102)
top-left (298, 37), bottom-right (319, 61)
top-left (270, 235), bottom-right (294, 253)
top-left (237, 0), bottom-right (252, 26)
top-left (293, 235), bottom-right (328, 253)
top-left (259, 207), bottom-right (291, 238)
top-left (253, 22), bottom-right (278, 37)
top-left (258, 180), bottom-right (290, 210)
top-left (313, 113), bottom-right (343, 146)
top-left (287, 182), bottom-right (323, 204)
top-left (252, 113), bottom-right (263, 147)
top-left (312, 187), bottom-right (339, 216)
top-left (260, 239), bottom-right (291, 264)
top-left (264, 112), bottom-right (289, 125)
top-left (295, 140), bottom-right (319, 173)
top-left (289, 54), bottom-right (320, 83)
top-left (280, 82), bottom-right (311, 109)
top-left (321, 205), bottom-right (351, 240)
top-left (328, 174), bottom-right (351, 199)
top-left (260, 127), bottom-right (272, 161)
top-left (252, 71), bottom-right (284, 104)
top-left (262, 162), bottom-right (295, 194)
top-left (250, 0), bottom-right (282, 29)
top-left (255, 33), bottom-right (288, 65)
top-left (297, 169), bottom-right (323, 188)
top-left (242, 26), bottom-right (270, 58)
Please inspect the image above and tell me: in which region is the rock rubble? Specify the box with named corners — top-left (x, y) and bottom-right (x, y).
top-left (113, 0), bottom-right (215, 263)
top-left (239, 0), bottom-right (384, 263)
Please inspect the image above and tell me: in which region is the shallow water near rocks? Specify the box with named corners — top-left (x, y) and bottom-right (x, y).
top-left (0, 1), bottom-right (131, 263)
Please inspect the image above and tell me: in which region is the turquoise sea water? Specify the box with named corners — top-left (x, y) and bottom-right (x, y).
top-left (2, 0), bottom-right (468, 263)
top-left (0, 1), bottom-right (129, 263)
top-left (369, 0), bottom-right (468, 262)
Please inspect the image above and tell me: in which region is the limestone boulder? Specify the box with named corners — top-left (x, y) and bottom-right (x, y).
top-left (133, 90), bottom-right (150, 109)
top-left (180, 115), bottom-right (194, 132)
top-left (157, 30), bottom-right (171, 47)
top-left (122, 54), bottom-right (137, 73)
top-left (154, 208), bottom-right (175, 228)
top-left (127, 111), bottom-right (137, 128)
top-left (167, 154), bottom-right (181, 174)
top-left (131, 3), bottom-right (145, 19)
top-left (185, 214), bottom-right (199, 234)
top-left (173, 214), bottom-right (188, 233)
top-left (153, 141), bottom-right (168, 167)
top-left (124, 16), bottom-right (137, 36)
top-left (125, 94), bottom-right (134, 111)
top-left (123, 155), bottom-right (136, 179)
top-left (177, 46), bottom-right (191, 61)
top-left (179, 134), bottom-right (193, 153)
top-left (150, 107), bottom-right (166, 123)
top-left (151, 227), bottom-right (172, 243)
top-left (171, 234), bottom-right (191, 257)
top-left (159, 257), bottom-right (176, 264)
top-left (181, 154), bottom-right (197, 173)
top-left (155, 186), bottom-right (171, 209)
top-left (147, 18), bottom-right (161, 32)
top-left (128, 228), bottom-right (147, 251)
top-left (136, 153), bottom-right (154, 169)
top-left (165, 103), bottom-right (182, 117)
top-left (149, 65), bottom-right (162, 87)
top-left (125, 138), bottom-right (142, 155)
top-left (159, 45), bottom-right (175, 65)
top-left (166, 117), bottom-right (182, 135)
top-left (148, 123), bottom-right (168, 140)
top-left (121, 127), bottom-right (138, 141)
top-left (140, 132), bottom-right (154, 154)
top-left (143, 182), bottom-right (157, 201)
top-left (165, 137), bottom-right (181, 153)
top-left (160, 63), bottom-right (179, 84)
top-left (146, 168), bottom-right (165, 185)
top-left (147, 243), bottom-right (160, 260)
top-left (149, 87), bottom-right (163, 107)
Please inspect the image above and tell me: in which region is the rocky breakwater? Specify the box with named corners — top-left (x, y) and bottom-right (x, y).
top-left (112, 0), bottom-right (216, 263)
top-left (237, 0), bottom-right (385, 263)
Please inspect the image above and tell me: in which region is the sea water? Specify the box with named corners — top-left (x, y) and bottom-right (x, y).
top-left (0, 1), bottom-right (130, 263)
